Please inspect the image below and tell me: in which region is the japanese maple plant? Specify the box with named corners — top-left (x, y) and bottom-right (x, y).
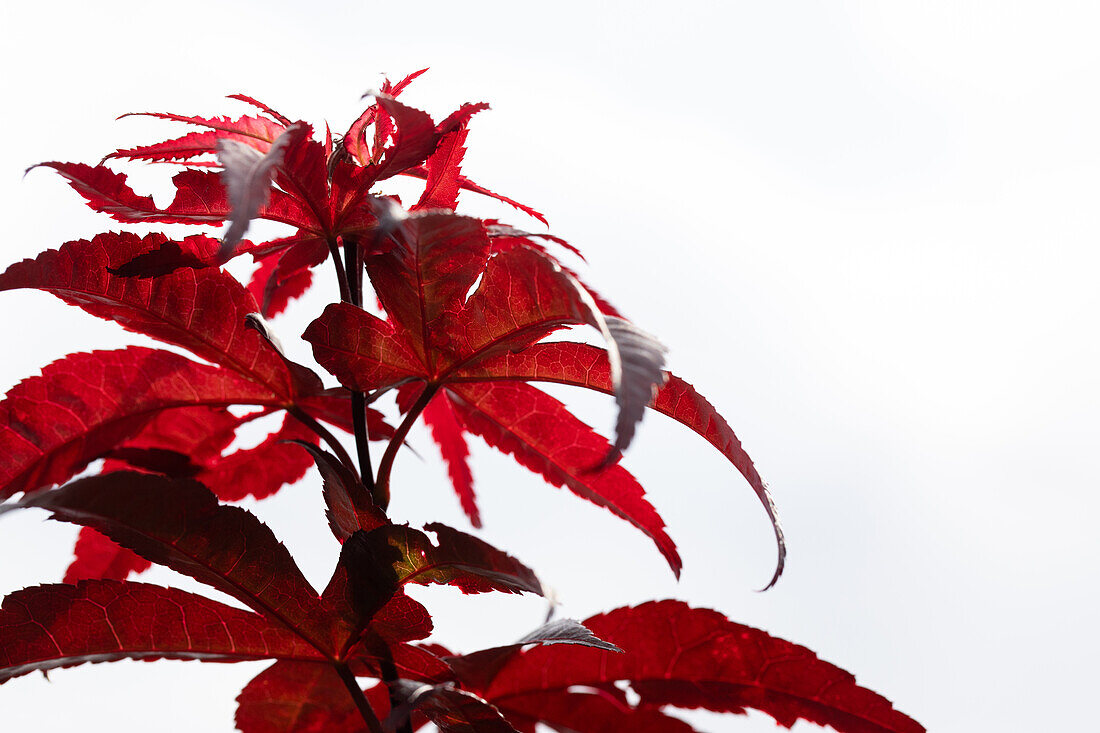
top-left (0, 71), bottom-right (924, 733)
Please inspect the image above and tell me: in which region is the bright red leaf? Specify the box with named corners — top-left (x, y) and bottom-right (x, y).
top-left (0, 348), bottom-right (283, 500)
top-left (448, 381), bottom-right (681, 576)
top-left (0, 231), bottom-right (315, 400)
top-left (0, 76), bottom-right (924, 733)
top-left (453, 340), bottom-right (786, 588)
top-left (465, 601), bottom-right (924, 733)
top-left (64, 527), bottom-right (151, 584)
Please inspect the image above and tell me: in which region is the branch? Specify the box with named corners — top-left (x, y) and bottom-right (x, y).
top-left (373, 383), bottom-right (439, 509)
top-left (334, 663), bottom-right (384, 733)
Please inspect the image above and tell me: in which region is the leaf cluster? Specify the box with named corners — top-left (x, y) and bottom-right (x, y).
top-left (0, 73), bottom-right (922, 732)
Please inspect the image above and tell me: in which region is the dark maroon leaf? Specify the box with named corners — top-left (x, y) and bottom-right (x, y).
top-left (106, 235), bottom-right (224, 277)
top-left (288, 440), bottom-right (386, 542)
top-left (18, 472), bottom-right (340, 655)
top-left (236, 661), bottom-right (363, 733)
top-left (402, 523), bottom-right (542, 595)
top-left (389, 680), bottom-right (518, 733)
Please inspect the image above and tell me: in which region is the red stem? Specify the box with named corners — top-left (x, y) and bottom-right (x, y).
top-left (373, 383), bottom-right (439, 509)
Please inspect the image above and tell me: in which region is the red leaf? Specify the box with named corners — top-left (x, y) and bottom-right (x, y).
top-left (344, 69), bottom-right (429, 165)
top-left (304, 302), bottom-right (427, 391)
top-left (106, 130), bottom-right (258, 165)
top-left (446, 244), bottom-right (588, 365)
top-left (226, 95), bottom-right (294, 126)
top-left (107, 234), bottom-right (225, 277)
top-left (416, 126), bottom-right (473, 211)
top-left (366, 212), bottom-right (492, 363)
top-left (403, 167), bottom-right (548, 225)
top-left (270, 133), bottom-right (333, 238)
top-left (119, 110), bottom-right (287, 144)
top-left (370, 94), bottom-right (439, 180)
top-left (64, 526), bottom-right (151, 583)
top-left (422, 390), bottom-right (479, 527)
top-left (447, 381), bottom-right (681, 577)
top-left (345, 630), bottom-right (453, 682)
top-left (0, 348), bottom-right (282, 500)
top-left (236, 661), bottom-right (363, 733)
top-left (495, 691), bottom-right (697, 733)
top-left (0, 232), bottom-right (311, 400)
top-left (445, 618), bottom-right (621, 692)
top-left (455, 341), bottom-right (786, 589)
top-left (477, 601), bottom-right (924, 733)
top-left (296, 389), bottom-right (396, 441)
top-left (104, 405), bottom-right (243, 471)
top-left (484, 223), bottom-right (583, 262)
top-left (35, 162), bottom-right (312, 230)
top-left (0, 581), bottom-right (325, 684)
top-left (249, 242), bottom-right (325, 317)
top-left (20, 472), bottom-right (341, 655)
top-left (194, 413), bottom-right (318, 502)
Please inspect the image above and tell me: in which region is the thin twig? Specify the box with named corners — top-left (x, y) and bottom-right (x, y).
top-left (379, 653), bottom-right (413, 733)
top-left (328, 239), bottom-right (351, 303)
top-left (344, 234), bottom-right (363, 305)
top-left (351, 391), bottom-right (375, 491)
top-left (374, 383), bottom-right (439, 510)
top-left (365, 634), bottom-right (413, 733)
top-left (334, 663), bottom-right (384, 733)
top-left (342, 236), bottom-right (376, 489)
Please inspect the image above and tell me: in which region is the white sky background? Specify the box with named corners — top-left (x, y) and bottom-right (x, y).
top-left (1, 1), bottom-right (1098, 731)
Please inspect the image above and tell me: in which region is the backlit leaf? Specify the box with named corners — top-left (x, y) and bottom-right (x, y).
top-left (0, 581), bottom-right (324, 684)
top-left (478, 601), bottom-right (924, 733)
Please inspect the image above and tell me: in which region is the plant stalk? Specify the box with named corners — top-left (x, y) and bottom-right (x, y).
top-left (365, 635), bottom-right (413, 733)
top-left (334, 663), bottom-right (384, 733)
top-left (342, 236), bottom-right (376, 491)
top-left (328, 239), bottom-right (351, 303)
top-left (374, 383), bottom-right (439, 510)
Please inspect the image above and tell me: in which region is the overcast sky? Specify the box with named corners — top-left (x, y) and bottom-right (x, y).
top-left (2, 2), bottom-right (1098, 731)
